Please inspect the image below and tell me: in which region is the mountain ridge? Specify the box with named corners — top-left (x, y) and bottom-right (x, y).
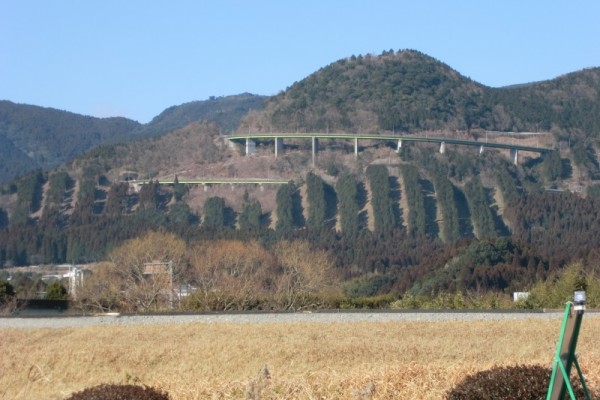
top-left (3, 49), bottom-right (600, 298)
top-left (3, 50), bottom-right (600, 185)
top-left (241, 50), bottom-right (600, 137)
top-left (0, 94), bottom-right (267, 183)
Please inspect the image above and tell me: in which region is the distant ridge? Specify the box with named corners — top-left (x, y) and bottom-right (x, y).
top-left (241, 49), bottom-right (600, 137)
top-left (0, 94), bottom-right (266, 183)
top-left (3, 50), bottom-right (600, 183)
top-left (0, 100), bottom-right (141, 182)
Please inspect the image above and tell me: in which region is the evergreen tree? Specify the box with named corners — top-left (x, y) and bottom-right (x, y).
top-left (45, 280), bottom-right (68, 300)
top-left (203, 196), bottom-right (226, 230)
top-left (105, 182), bottom-right (130, 217)
top-left (169, 203), bottom-right (199, 226)
top-left (335, 173), bottom-right (359, 235)
top-left (366, 165), bottom-right (395, 231)
top-left (275, 182), bottom-right (304, 234)
top-left (306, 172), bottom-right (327, 230)
top-left (400, 165), bottom-right (427, 236)
top-left (0, 207), bottom-right (8, 229)
top-left (275, 183), bottom-right (295, 234)
top-left (172, 176), bottom-right (188, 202)
top-left (239, 200), bottom-right (262, 231)
top-left (464, 177), bottom-right (496, 239)
top-left (542, 151), bottom-right (563, 182)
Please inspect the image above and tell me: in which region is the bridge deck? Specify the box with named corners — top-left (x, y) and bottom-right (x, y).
top-left (226, 132), bottom-right (553, 154)
top-left (130, 178), bottom-right (289, 185)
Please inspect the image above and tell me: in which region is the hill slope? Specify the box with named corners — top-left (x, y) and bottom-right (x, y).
top-left (141, 93), bottom-right (266, 137)
top-left (0, 94), bottom-right (267, 183)
top-left (0, 101), bottom-right (141, 182)
top-left (240, 49), bottom-right (600, 137)
top-left (3, 50), bottom-right (600, 297)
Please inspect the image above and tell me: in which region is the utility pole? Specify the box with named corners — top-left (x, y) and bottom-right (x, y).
top-left (169, 260), bottom-right (173, 310)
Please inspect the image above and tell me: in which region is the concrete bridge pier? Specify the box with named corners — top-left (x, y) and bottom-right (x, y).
top-left (274, 137), bottom-right (284, 157)
top-left (245, 138), bottom-right (256, 155)
top-left (396, 139), bottom-right (403, 152)
top-left (479, 145), bottom-right (485, 155)
top-left (510, 148), bottom-right (519, 165)
top-left (354, 138), bottom-right (359, 157)
top-left (312, 137), bottom-right (319, 167)
top-left (439, 141), bottom-right (446, 154)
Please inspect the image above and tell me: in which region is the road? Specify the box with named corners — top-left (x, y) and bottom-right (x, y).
top-left (2, 309), bottom-right (591, 329)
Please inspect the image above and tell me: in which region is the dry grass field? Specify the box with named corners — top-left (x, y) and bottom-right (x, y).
top-left (1, 316), bottom-right (599, 399)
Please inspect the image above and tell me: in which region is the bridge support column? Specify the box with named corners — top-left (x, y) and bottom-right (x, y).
top-left (511, 148), bottom-right (519, 165)
top-left (312, 137), bottom-right (319, 167)
top-left (439, 141), bottom-right (446, 154)
top-left (354, 138), bottom-right (359, 157)
top-left (479, 145), bottom-right (484, 155)
top-left (274, 137), bottom-right (284, 157)
top-left (245, 138), bottom-right (256, 155)
top-left (396, 139), bottom-right (403, 152)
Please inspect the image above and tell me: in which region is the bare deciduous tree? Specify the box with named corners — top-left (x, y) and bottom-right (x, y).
top-left (188, 240), bottom-right (276, 310)
top-left (187, 239), bottom-right (340, 311)
top-left (90, 231), bottom-right (188, 312)
top-left (74, 262), bottom-right (121, 313)
top-left (272, 240), bottom-right (339, 310)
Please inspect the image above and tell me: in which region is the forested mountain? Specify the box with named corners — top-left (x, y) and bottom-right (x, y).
top-left (0, 101), bottom-right (140, 182)
top-left (141, 93), bottom-right (266, 137)
top-left (241, 49), bottom-right (600, 138)
top-left (2, 49), bottom-right (600, 305)
top-left (0, 94), bottom-right (266, 183)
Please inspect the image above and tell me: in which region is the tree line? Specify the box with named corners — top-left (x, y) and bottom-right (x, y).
top-left (3, 146), bottom-right (600, 298)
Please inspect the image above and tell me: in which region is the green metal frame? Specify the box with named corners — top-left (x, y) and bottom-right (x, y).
top-left (546, 302), bottom-right (591, 400)
top-left (131, 178), bottom-right (290, 185)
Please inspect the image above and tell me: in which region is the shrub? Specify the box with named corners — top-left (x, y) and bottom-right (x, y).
top-left (64, 384), bottom-right (169, 400)
top-left (390, 291), bottom-right (513, 310)
top-left (338, 294), bottom-right (397, 309)
top-left (45, 281), bottom-right (68, 300)
top-left (0, 279), bottom-right (15, 304)
top-left (0, 279), bottom-right (18, 315)
top-left (520, 262), bottom-right (600, 309)
top-left (446, 364), bottom-right (592, 400)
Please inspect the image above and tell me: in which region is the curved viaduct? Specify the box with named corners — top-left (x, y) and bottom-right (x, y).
top-left (226, 132), bottom-right (554, 165)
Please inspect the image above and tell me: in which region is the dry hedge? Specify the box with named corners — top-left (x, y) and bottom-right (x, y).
top-left (64, 383), bottom-right (169, 400)
top-left (446, 364), bottom-right (593, 400)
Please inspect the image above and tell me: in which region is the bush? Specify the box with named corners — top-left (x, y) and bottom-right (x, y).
top-left (520, 262), bottom-right (600, 309)
top-left (0, 279), bottom-right (18, 315)
top-left (446, 364), bottom-right (591, 400)
top-left (0, 279), bottom-right (15, 304)
top-left (45, 281), bottom-right (69, 300)
top-left (337, 294), bottom-right (397, 309)
top-left (64, 384), bottom-right (169, 400)
top-left (390, 291), bottom-right (513, 310)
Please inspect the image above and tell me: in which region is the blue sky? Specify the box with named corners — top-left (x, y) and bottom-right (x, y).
top-left (2, 1), bottom-right (599, 123)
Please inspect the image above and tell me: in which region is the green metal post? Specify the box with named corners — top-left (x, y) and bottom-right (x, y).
top-left (546, 301), bottom-right (590, 400)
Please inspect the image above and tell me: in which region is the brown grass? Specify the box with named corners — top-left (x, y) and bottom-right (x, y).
top-left (1, 317), bottom-right (599, 399)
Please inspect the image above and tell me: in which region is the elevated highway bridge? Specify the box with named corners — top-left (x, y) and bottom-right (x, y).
top-left (226, 132), bottom-right (554, 165)
top-left (128, 178), bottom-right (289, 190)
